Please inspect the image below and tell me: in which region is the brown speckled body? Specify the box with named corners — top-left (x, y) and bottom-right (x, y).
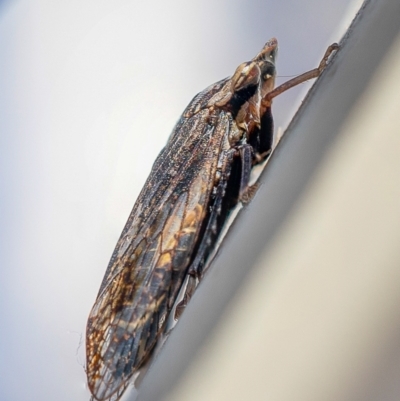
top-left (86, 38), bottom-right (338, 401)
top-left (86, 38), bottom-right (278, 401)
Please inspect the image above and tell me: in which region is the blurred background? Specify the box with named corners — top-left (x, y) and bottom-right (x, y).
top-left (0, 1), bottom-right (362, 400)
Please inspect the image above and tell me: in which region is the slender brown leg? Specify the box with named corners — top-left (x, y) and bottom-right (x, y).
top-left (266, 43), bottom-right (339, 102)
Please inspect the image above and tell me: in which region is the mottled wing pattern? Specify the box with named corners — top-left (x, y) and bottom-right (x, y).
top-left (86, 99), bottom-right (233, 400)
top-left (85, 36), bottom-right (338, 401)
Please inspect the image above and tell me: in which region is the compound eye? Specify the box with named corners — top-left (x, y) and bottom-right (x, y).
top-left (262, 64), bottom-right (275, 81)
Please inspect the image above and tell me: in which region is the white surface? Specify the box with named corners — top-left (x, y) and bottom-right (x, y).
top-left (164, 31), bottom-right (400, 401)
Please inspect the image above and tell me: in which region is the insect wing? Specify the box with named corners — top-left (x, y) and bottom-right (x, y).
top-left (86, 106), bottom-right (231, 400)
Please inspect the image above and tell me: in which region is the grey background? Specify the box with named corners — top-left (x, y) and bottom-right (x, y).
top-left (0, 1), bottom-right (361, 400)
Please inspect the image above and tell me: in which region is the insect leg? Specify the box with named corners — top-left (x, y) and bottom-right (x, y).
top-left (174, 274), bottom-right (197, 320)
top-left (238, 144), bottom-right (253, 199)
top-left (265, 43), bottom-right (339, 102)
top-left (238, 144), bottom-right (260, 203)
top-left (189, 150), bottom-right (235, 278)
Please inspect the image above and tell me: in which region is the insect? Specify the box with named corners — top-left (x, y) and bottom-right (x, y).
top-left (86, 38), bottom-right (338, 401)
